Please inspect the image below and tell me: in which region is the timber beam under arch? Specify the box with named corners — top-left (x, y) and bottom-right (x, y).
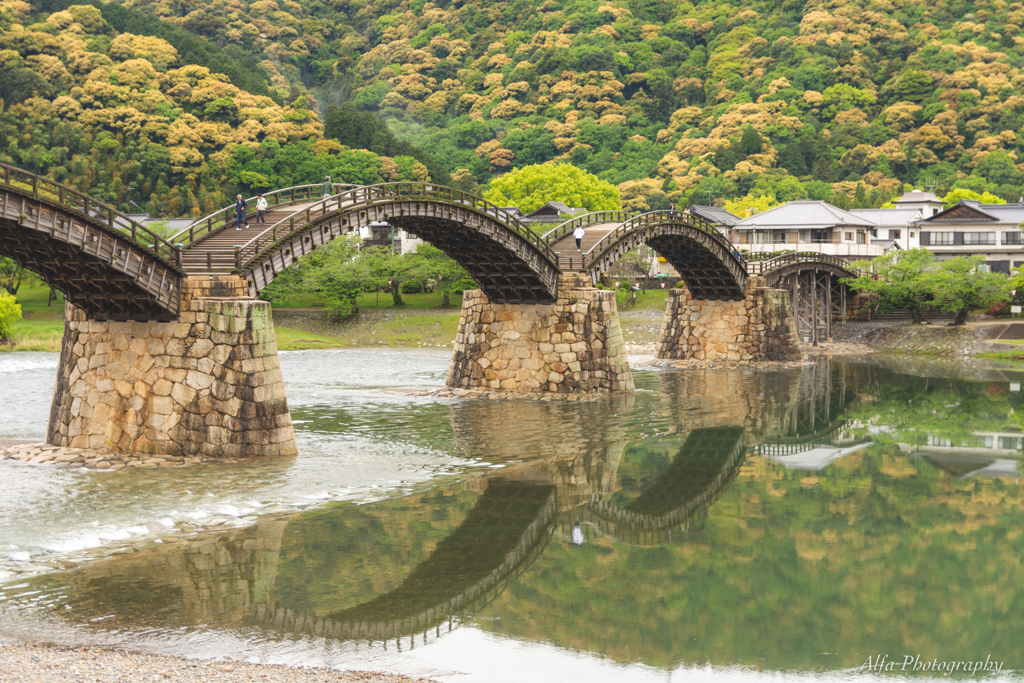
top-left (233, 184), bottom-right (561, 304)
top-left (0, 163), bottom-right (183, 320)
top-left (583, 211), bottom-right (748, 301)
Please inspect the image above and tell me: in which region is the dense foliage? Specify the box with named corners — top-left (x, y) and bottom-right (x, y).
top-left (0, 288), bottom-right (22, 343)
top-left (83, 0), bottom-right (1024, 212)
top-left (845, 249), bottom-right (1009, 324)
top-left (6, 0), bottom-right (1024, 216)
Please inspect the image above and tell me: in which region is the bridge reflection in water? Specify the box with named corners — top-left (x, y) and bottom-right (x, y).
top-left (12, 358), bottom-right (1020, 657)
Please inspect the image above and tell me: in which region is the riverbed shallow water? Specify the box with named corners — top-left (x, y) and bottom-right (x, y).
top-left (1, 348), bottom-right (1023, 681)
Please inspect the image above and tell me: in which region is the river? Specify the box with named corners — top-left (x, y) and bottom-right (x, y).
top-left (1, 349), bottom-right (1022, 681)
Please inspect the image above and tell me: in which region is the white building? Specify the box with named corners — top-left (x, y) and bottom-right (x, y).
top-left (732, 201), bottom-right (882, 257)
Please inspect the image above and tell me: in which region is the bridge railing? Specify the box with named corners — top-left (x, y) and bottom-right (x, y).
top-left (540, 210), bottom-right (635, 244)
top-left (746, 251), bottom-right (860, 277)
top-left (582, 209), bottom-right (745, 271)
top-left (234, 182), bottom-right (557, 271)
top-left (0, 162), bottom-right (182, 270)
top-left (170, 183), bottom-right (362, 248)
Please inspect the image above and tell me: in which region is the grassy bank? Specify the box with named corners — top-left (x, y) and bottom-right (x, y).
top-left (3, 282), bottom-right (671, 353)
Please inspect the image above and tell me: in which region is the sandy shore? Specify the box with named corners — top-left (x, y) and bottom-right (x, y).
top-left (0, 638), bottom-right (438, 683)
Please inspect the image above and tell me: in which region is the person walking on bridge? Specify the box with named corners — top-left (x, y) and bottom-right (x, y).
top-left (235, 194), bottom-right (248, 230)
top-left (573, 225), bottom-right (585, 251)
top-left (322, 175), bottom-right (333, 210)
top-left (256, 193), bottom-right (268, 225)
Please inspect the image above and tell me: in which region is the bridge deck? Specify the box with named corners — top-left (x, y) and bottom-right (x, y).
top-left (549, 223), bottom-right (619, 271)
top-left (179, 201), bottom-right (321, 274)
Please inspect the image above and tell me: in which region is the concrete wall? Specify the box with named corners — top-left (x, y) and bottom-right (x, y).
top-left (47, 276), bottom-right (297, 457)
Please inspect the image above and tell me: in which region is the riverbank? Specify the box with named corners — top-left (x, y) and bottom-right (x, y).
top-left (0, 638), bottom-right (437, 683)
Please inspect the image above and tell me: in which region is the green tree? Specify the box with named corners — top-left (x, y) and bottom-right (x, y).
top-left (413, 244), bottom-right (472, 307)
top-left (923, 255), bottom-right (1008, 325)
top-left (361, 246), bottom-right (417, 306)
top-left (843, 249), bottom-right (935, 324)
top-left (0, 288), bottom-right (21, 344)
top-left (296, 235), bottom-right (368, 320)
top-left (0, 258), bottom-right (28, 296)
top-left (939, 189), bottom-right (1006, 208)
top-left (483, 164), bottom-right (621, 213)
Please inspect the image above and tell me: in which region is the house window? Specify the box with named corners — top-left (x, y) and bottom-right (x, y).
top-left (963, 232), bottom-right (995, 245)
top-left (811, 229), bottom-right (830, 243)
top-left (999, 436), bottom-right (1024, 450)
top-left (911, 231), bottom-right (916, 238)
top-left (926, 232), bottom-right (954, 245)
top-left (857, 232), bottom-right (867, 244)
top-left (773, 230), bottom-right (787, 244)
top-left (845, 232), bottom-right (853, 241)
top-left (1004, 231), bottom-right (1023, 245)
top-left (888, 229), bottom-right (901, 240)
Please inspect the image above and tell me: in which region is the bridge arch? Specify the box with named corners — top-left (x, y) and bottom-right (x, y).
top-left (750, 253), bottom-right (860, 342)
top-left (194, 184), bottom-right (561, 304)
top-left (0, 163), bottom-right (183, 320)
top-left (584, 427), bottom-right (747, 540)
top-left (583, 211), bottom-right (747, 300)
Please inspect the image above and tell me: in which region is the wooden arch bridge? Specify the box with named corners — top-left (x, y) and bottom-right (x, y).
top-left (0, 163), bottom-right (868, 456)
top-left (0, 163), bottom-right (859, 320)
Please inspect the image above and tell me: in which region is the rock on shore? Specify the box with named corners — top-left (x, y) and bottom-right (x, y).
top-left (0, 639), bottom-right (437, 683)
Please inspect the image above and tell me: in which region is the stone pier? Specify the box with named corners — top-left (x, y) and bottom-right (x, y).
top-left (447, 274), bottom-right (634, 394)
top-left (655, 277), bottom-right (801, 362)
top-left (47, 276), bottom-right (297, 457)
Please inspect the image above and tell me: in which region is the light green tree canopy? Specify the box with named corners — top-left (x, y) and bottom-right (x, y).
top-left (484, 163), bottom-right (621, 213)
top-left (723, 194), bottom-right (780, 217)
top-left (0, 289), bottom-right (22, 343)
top-left (939, 188), bottom-right (1006, 209)
top-left (842, 249), bottom-right (935, 324)
top-left (923, 255), bottom-right (1009, 326)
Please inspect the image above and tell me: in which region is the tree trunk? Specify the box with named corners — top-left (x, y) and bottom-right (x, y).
top-left (910, 305), bottom-right (924, 325)
top-left (953, 307), bottom-right (969, 326)
top-left (391, 280), bottom-right (405, 306)
top-left (442, 289), bottom-right (450, 307)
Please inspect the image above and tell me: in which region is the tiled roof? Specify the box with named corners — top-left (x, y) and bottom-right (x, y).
top-left (690, 205), bottom-right (741, 226)
top-left (916, 201), bottom-right (1024, 225)
top-left (734, 201), bottom-right (875, 229)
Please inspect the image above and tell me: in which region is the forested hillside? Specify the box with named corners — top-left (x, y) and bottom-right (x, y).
top-left (4, 0), bottom-right (1024, 215)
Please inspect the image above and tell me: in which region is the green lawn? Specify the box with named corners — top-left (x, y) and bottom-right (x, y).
top-left (4, 279), bottom-right (673, 353)
top-left (3, 279), bottom-right (66, 352)
top-left (270, 290), bottom-right (466, 311)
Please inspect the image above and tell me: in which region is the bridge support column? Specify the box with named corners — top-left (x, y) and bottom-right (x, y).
top-left (447, 274), bottom-right (634, 394)
top-left (655, 276), bottom-right (801, 362)
top-left (47, 276), bottom-right (298, 458)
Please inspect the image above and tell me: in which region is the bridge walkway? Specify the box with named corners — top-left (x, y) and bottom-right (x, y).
top-left (178, 200), bottom-right (323, 275)
top-left (548, 223), bottom-right (619, 271)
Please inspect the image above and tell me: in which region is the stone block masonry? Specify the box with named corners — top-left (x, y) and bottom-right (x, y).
top-left (655, 277), bottom-right (801, 362)
top-left (448, 274), bottom-right (635, 394)
top-left (47, 276), bottom-right (298, 458)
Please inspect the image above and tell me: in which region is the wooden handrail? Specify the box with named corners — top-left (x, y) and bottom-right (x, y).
top-left (583, 209), bottom-right (746, 272)
top-left (233, 182), bottom-right (558, 272)
top-left (0, 161), bottom-right (182, 272)
top-left (170, 183), bottom-right (363, 247)
top-left (539, 210), bottom-right (635, 244)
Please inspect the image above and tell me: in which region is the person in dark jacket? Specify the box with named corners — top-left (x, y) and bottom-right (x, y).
top-left (235, 194), bottom-right (248, 229)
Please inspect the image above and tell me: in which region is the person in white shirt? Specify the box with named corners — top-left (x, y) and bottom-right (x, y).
top-left (573, 225), bottom-right (585, 251)
top-left (256, 193), bottom-right (268, 225)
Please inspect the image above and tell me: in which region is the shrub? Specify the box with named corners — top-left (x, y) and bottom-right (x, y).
top-left (988, 300), bottom-right (1010, 317)
top-left (0, 290), bottom-right (22, 344)
top-left (451, 279), bottom-right (478, 294)
top-left (675, 280), bottom-right (687, 289)
top-left (400, 280), bottom-right (423, 294)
